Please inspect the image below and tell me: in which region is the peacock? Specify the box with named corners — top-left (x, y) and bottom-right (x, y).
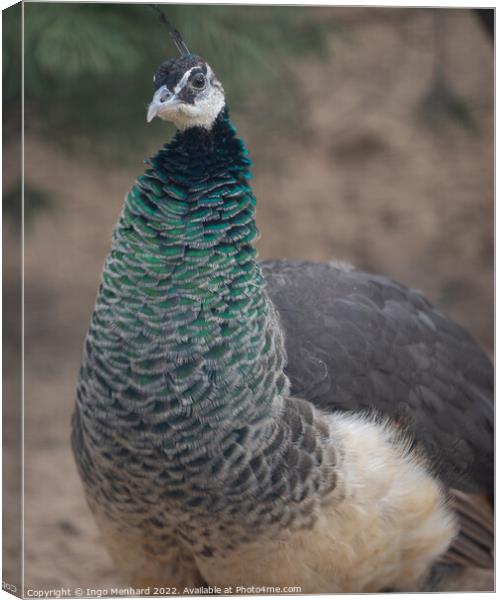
top-left (72, 10), bottom-right (493, 594)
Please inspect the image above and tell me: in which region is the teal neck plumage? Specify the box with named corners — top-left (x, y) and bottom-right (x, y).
top-left (121, 108), bottom-right (261, 310)
top-left (87, 108), bottom-right (288, 456)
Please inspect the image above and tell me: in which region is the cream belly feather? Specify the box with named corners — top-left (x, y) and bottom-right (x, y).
top-left (93, 411), bottom-right (457, 594)
top-left (194, 413), bottom-right (457, 593)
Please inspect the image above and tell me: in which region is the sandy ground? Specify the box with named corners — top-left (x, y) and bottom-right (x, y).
top-left (3, 8), bottom-right (493, 595)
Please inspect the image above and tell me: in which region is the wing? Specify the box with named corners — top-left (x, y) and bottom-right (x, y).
top-left (261, 260), bottom-right (493, 495)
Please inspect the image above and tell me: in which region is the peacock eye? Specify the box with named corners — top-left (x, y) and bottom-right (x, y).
top-left (191, 73), bottom-right (206, 89)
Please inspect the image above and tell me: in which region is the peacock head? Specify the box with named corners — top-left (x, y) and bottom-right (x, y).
top-left (147, 54), bottom-right (225, 131)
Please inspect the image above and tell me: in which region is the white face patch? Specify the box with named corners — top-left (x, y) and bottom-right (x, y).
top-left (174, 85), bottom-right (225, 131)
top-left (148, 64), bottom-right (226, 131)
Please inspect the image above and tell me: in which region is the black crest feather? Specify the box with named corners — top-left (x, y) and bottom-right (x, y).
top-left (149, 4), bottom-right (190, 57)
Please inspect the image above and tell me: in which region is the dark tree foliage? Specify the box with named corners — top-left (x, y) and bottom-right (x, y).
top-left (12, 3), bottom-right (332, 161)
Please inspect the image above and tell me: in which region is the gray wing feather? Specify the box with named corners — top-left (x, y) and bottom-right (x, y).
top-left (261, 260), bottom-right (493, 494)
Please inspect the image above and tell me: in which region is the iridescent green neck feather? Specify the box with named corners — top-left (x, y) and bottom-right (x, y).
top-left (74, 108), bottom-right (339, 546)
top-left (80, 108), bottom-right (289, 459)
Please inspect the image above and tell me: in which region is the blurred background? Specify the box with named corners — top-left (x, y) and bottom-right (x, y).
top-left (3, 3), bottom-right (493, 592)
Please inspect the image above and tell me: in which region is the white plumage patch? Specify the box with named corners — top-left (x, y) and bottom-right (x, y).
top-left (92, 410), bottom-right (457, 593)
top-left (174, 87), bottom-right (225, 131)
top-left (194, 411), bottom-right (457, 593)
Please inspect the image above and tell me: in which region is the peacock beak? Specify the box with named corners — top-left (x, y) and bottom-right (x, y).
top-left (147, 85), bottom-right (181, 123)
